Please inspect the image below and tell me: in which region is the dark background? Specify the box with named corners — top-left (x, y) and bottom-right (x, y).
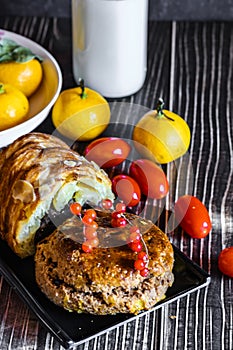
top-left (1, 0), bottom-right (233, 20)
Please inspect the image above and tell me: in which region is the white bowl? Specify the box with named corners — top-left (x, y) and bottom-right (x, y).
top-left (0, 29), bottom-right (62, 148)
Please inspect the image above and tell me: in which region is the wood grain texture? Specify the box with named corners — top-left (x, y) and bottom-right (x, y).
top-left (0, 16), bottom-right (232, 350)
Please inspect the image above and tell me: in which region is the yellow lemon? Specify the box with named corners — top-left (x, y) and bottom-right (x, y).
top-left (0, 59), bottom-right (43, 97)
top-left (133, 98), bottom-right (191, 164)
top-left (0, 83), bottom-right (29, 131)
top-left (52, 81), bottom-right (110, 141)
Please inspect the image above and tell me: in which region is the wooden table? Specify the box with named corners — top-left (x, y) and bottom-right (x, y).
top-left (0, 16), bottom-right (232, 350)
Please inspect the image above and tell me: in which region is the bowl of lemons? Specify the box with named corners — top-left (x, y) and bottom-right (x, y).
top-left (0, 29), bottom-right (62, 148)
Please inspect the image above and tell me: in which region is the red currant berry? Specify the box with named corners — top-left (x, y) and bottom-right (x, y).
top-left (138, 251), bottom-right (149, 262)
top-left (89, 237), bottom-right (99, 248)
top-left (70, 202), bottom-right (82, 216)
top-left (129, 231), bottom-right (141, 242)
top-left (82, 215), bottom-right (94, 226)
top-left (83, 224), bottom-right (96, 234)
top-left (84, 227), bottom-right (98, 240)
top-left (90, 221), bottom-right (98, 230)
top-left (82, 241), bottom-right (93, 253)
top-left (134, 259), bottom-right (145, 271)
top-left (111, 211), bottom-right (122, 219)
top-left (130, 241), bottom-right (143, 252)
top-left (101, 199), bottom-right (113, 210)
top-left (115, 202), bottom-right (126, 213)
top-left (140, 268), bottom-right (149, 277)
top-left (85, 209), bottom-right (97, 220)
top-left (111, 217), bottom-right (127, 227)
top-left (116, 217), bottom-right (127, 227)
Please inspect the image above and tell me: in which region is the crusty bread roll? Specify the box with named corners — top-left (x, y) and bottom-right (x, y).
top-left (35, 212), bottom-right (174, 315)
top-left (0, 132), bottom-right (114, 258)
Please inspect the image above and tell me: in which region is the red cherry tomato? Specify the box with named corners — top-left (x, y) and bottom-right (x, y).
top-left (84, 137), bottom-right (131, 168)
top-left (129, 159), bottom-right (169, 199)
top-left (218, 247), bottom-right (233, 277)
top-left (111, 174), bottom-right (141, 207)
top-left (174, 195), bottom-right (212, 239)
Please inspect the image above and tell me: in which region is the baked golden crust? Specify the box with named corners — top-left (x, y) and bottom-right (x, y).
top-left (0, 132), bottom-right (69, 172)
top-left (35, 212), bottom-right (174, 315)
top-left (0, 132), bottom-right (114, 258)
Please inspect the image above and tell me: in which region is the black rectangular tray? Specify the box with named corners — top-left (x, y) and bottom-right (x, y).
top-left (0, 240), bottom-right (210, 349)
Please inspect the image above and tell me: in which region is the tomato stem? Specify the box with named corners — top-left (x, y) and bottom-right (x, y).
top-left (0, 83), bottom-right (5, 94)
top-left (156, 98), bottom-right (174, 121)
top-left (78, 78), bottom-right (87, 99)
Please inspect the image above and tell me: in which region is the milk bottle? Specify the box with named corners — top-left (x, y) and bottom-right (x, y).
top-left (72, 0), bottom-right (148, 98)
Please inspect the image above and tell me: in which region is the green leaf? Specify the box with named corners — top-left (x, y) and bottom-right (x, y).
top-left (0, 38), bottom-right (43, 63)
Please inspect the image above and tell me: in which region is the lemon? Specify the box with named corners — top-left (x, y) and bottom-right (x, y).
top-left (0, 59), bottom-right (43, 97)
top-left (0, 83), bottom-right (29, 131)
top-left (52, 80), bottom-right (110, 141)
top-left (133, 98), bottom-right (191, 164)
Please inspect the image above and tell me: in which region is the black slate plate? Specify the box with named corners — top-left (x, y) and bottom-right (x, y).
top-left (0, 239), bottom-right (210, 349)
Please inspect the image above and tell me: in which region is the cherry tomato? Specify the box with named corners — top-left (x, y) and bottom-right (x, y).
top-left (174, 195), bottom-right (212, 239)
top-left (84, 137), bottom-right (131, 168)
top-left (129, 159), bottom-right (169, 199)
top-left (218, 247), bottom-right (233, 277)
top-left (111, 174), bottom-right (141, 207)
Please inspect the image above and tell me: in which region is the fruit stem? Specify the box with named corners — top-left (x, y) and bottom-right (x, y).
top-left (156, 98), bottom-right (174, 121)
top-left (0, 84), bottom-right (5, 94)
top-left (78, 78), bottom-right (87, 99)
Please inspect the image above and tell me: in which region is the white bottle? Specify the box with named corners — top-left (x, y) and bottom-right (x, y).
top-left (72, 0), bottom-right (148, 98)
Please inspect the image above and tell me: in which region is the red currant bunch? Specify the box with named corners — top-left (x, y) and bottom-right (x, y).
top-left (128, 225), bottom-right (149, 277)
top-left (107, 200), bottom-right (149, 278)
top-left (70, 203), bottom-right (99, 253)
top-left (70, 199), bottom-right (150, 277)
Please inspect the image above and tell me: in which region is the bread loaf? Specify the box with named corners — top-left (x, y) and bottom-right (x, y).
top-left (0, 132), bottom-right (114, 258)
